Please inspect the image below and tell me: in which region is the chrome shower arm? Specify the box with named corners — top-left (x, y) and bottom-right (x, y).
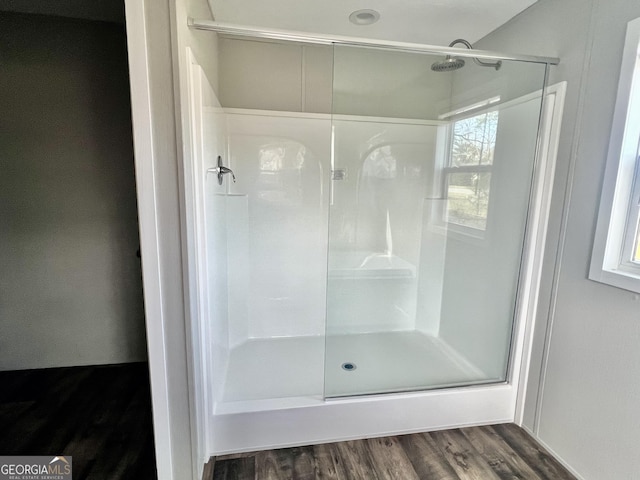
top-left (448, 39), bottom-right (474, 49)
top-left (473, 57), bottom-right (502, 70)
top-left (448, 39), bottom-right (502, 70)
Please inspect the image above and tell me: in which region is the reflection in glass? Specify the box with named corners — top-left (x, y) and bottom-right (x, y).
top-left (362, 145), bottom-right (398, 179)
top-left (446, 172), bottom-right (492, 230)
top-left (255, 141), bottom-right (308, 204)
top-left (451, 111), bottom-right (498, 167)
top-left (445, 110), bottom-right (498, 231)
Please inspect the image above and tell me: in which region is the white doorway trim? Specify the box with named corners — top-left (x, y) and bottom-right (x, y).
top-left (514, 81), bottom-right (567, 426)
top-left (124, 0), bottom-right (194, 479)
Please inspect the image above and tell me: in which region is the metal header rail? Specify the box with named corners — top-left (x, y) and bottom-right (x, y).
top-left (188, 18), bottom-right (560, 65)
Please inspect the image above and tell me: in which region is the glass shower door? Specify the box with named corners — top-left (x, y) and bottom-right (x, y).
top-left (324, 44), bottom-right (548, 397)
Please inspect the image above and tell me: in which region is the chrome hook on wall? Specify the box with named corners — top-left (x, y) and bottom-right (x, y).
top-left (207, 155), bottom-right (236, 185)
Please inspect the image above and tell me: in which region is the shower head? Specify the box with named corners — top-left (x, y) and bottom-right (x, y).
top-left (431, 56), bottom-right (466, 72)
top-left (431, 38), bottom-right (502, 73)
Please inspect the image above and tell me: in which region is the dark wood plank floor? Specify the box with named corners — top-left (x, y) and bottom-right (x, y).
top-left (0, 363), bottom-right (157, 479)
top-left (209, 423), bottom-right (577, 480)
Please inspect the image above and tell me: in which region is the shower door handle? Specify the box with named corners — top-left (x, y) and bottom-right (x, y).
top-left (207, 155), bottom-right (236, 185)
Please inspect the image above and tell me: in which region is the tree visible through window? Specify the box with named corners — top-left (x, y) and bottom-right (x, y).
top-left (445, 110), bottom-right (498, 231)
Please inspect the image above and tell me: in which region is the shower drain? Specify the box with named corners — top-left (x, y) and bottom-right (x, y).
top-left (341, 362), bottom-right (357, 371)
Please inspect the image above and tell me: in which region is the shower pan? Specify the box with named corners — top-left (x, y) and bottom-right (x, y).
top-left (180, 23), bottom-right (562, 457)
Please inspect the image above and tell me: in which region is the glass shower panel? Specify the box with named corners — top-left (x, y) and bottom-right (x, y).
top-left (220, 111), bottom-right (332, 404)
top-left (325, 44), bottom-right (548, 397)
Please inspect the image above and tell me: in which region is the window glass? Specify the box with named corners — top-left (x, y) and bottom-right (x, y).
top-left (451, 111), bottom-right (498, 167)
top-left (445, 110), bottom-right (498, 231)
top-left (446, 172), bottom-right (492, 230)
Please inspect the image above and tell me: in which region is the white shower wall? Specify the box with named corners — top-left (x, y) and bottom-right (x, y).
top-left (224, 111), bottom-right (331, 342)
top-left (328, 118), bottom-right (440, 335)
top-left (190, 61), bottom-right (230, 407)
top-left (221, 111), bottom-right (444, 344)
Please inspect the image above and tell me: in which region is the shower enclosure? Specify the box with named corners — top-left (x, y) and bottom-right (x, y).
top-left (181, 24), bottom-right (561, 456)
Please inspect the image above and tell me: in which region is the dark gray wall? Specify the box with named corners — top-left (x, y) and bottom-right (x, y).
top-left (0, 12), bottom-right (147, 370)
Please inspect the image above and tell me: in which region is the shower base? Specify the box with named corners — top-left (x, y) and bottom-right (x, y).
top-left (218, 330), bottom-right (495, 413)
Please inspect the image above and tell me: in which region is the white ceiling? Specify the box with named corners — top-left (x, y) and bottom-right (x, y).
top-left (0, 0), bottom-right (538, 45)
top-left (207, 0), bottom-right (538, 45)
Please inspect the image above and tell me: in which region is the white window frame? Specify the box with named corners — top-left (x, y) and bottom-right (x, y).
top-left (589, 16), bottom-right (640, 293)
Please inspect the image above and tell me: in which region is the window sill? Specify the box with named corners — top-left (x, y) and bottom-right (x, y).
top-left (588, 266), bottom-right (640, 294)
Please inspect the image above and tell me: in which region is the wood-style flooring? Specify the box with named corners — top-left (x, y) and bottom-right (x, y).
top-left (0, 363), bottom-right (157, 479)
top-left (0, 363), bottom-right (577, 480)
top-left (209, 423), bottom-right (577, 480)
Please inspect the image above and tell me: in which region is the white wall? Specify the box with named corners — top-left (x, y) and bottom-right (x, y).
top-left (218, 38), bottom-right (455, 119)
top-left (332, 47), bottom-right (452, 119)
top-left (219, 38), bottom-right (333, 113)
top-left (175, 0), bottom-right (219, 93)
top-left (0, 12), bottom-right (146, 370)
top-left (478, 1), bottom-right (640, 478)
